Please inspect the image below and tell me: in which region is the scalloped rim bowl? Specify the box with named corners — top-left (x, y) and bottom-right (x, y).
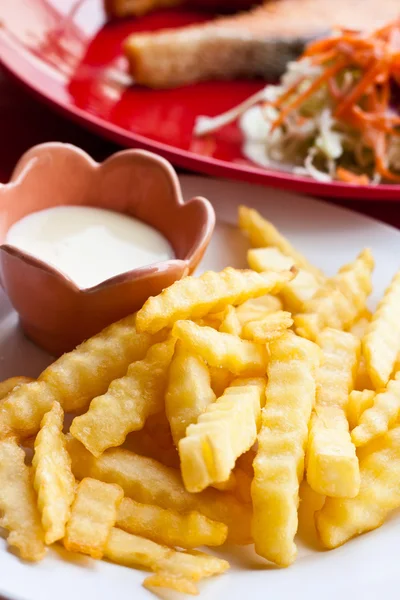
top-left (0, 143), bottom-right (215, 355)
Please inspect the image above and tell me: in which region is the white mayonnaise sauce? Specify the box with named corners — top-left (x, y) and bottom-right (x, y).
top-left (5, 206), bottom-right (174, 289)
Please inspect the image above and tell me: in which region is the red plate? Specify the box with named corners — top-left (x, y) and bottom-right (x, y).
top-left (1, 0), bottom-right (399, 200)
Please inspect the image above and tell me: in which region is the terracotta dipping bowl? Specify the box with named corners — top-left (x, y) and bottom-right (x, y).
top-left (0, 143), bottom-right (215, 356)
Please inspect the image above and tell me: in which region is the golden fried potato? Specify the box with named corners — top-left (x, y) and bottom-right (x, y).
top-left (40, 313), bottom-right (164, 413)
top-left (64, 478), bottom-right (123, 559)
top-left (179, 381), bottom-right (264, 492)
top-left (295, 249), bottom-right (374, 341)
top-left (117, 497), bottom-right (227, 548)
top-left (0, 437), bottom-right (45, 561)
top-left (105, 528), bottom-right (229, 595)
top-left (0, 381), bottom-right (55, 441)
top-left (0, 376), bottom-right (34, 400)
top-left (351, 374), bottom-right (400, 446)
top-left (307, 329), bottom-right (360, 498)
top-left (235, 295), bottom-right (283, 326)
top-left (66, 437), bottom-right (252, 544)
top-left (247, 247), bottom-right (320, 312)
top-left (241, 311), bottom-right (293, 343)
top-left (297, 480), bottom-right (325, 547)
top-left (70, 338), bottom-right (175, 456)
top-left (316, 425), bottom-right (400, 548)
top-left (33, 402), bottom-right (75, 544)
top-left (219, 305), bottom-right (242, 336)
top-left (354, 355), bottom-right (374, 391)
top-left (363, 271), bottom-right (400, 389)
top-left (209, 367), bottom-right (234, 398)
top-left (349, 310), bottom-right (372, 339)
top-left (136, 267), bottom-right (293, 334)
top-left (143, 574), bottom-right (198, 595)
top-left (165, 341), bottom-right (216, 446)
top-left (238, 205), bottom-right (323, 280)
top-left (347, 389), bottom-right (376, 430)
top-left (172, 320), bottom-right (268, 376)
top-left (252, 332), bottom-right (320, 567)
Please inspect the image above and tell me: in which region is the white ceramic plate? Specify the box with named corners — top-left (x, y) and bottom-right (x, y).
top-left (0, 175), bottom-right (399, 600)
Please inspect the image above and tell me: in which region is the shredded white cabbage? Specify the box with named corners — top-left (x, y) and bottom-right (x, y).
top-left (194, 56), bottom-right (400, 183)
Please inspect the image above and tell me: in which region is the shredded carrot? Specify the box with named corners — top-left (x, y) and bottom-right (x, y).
top-left (266, 18), bottom-right (400, 183)
top-left (336, 167), bottom-right (370, 185)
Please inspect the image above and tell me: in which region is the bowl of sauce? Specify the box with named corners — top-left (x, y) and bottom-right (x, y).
top-left (0, 143), bottom-right (215, 355)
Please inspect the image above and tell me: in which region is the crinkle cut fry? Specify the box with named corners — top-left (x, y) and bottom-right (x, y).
top-left (70, 338), bottom-right (175, 456)
top-left (117, 497), bottom-right (227, 548)
top-left (347, 389), bottom-right (376, 430)
top-left (65, 437), bottom-right (252, 544)
top-left (0, 381), bottom-right (55, 441)
top-left (238, 205), bottom-right (324, 280)
top-left (40, 312), bottom-right (164, 412)
top-left (294, 249), bottom-right (374, 341)
top-left (0, 437), bottom-right (45, 561)
top-left (351, 373), bottom-right (400, 447)
top-left (252, 332), bottom-right (320, 567)
top-left (33, 401), bottom-right (75, 544)
top-left (105, 528), bottom-right (229, 595)
top-left (316, 425), bottom-right (400, 549)
top-left (241, 311), bottom-right (293, 343)
top-left (136, 266), bottom-right (293, 334)
top-left (64, 477), bottom-right (123, 559)
top-left (179, 380), bottom-right (264, 492)
top-left (166, 340), bottom-right (216, 446)
top-left (172, 320), bottom-right (268, 376)
top-left (247, 247), bottom-right (320, 312)
top-left (307, 329), bottom-right (360, 498)
top-left (363, 271), bottom-right (400, 389)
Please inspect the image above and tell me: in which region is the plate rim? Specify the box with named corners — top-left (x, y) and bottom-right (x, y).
top-left (1, 16), bottom-right (400, 202)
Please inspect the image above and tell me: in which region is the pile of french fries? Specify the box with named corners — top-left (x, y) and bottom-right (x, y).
top-left (1, 205), bottom-right (400, 594)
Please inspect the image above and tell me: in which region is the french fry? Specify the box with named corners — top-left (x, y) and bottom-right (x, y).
top-left (355, 355), bottom-right (374, 391)
top-left (144, 574), bottom-right (198, 595)
top-left (136, 267), bottom-right (293, 334)
top-left (179, 381), bottom-right (265, 492)
top-left (70, 338), bottom-right (175, 456)
top-left (247, 247), bottom-right (320, 312)
top-left (307, 329), bottom-right (360, 498)
top-left (238, 205), bottom-right (323, 280)
top-left (64, 478), bottom-right (123, 559)
top-left (294, 249), bottom-right (374, 341)
top-left (0, 437), bottom-right (45, 561)
top-left (172, 320), bottom-right (268, 376)
top-left (40, 313), bottom-right (164, 412)
top-left (33, 402), bottom-right (75, 544)
top-left (347, 389), bottom-right (376, 430)
top-left (297, 480), bottom-right (325, 546)
top-left (0, 381), bottom-right (56, 441)
top-left (165, 341), bottom-right (216, 446)
top-left (363, 271), bottom-right (400, 388)
top-left (0, 376), bottom-right (34, 400)
top-left (209, 367), bottom-right (234, 398)
top-left (351, 374), bottom-right (400, 446)
top-left (219, 305), bottom-right (242, 336)
top-left (105, 528), bottom-right (229, 595)
top-left (252, 332), bottom-right (320, 566)
top-left (236, 295), bottom-right (283, 326)
top-left (117, 497), bottom-right (227, 548)
top-left (349, 310), bottom-right (372, 339)
top-left (66, 437), bottom-right (252, 544)
top-left (241, 311), bottom-right (293, 343)
top-left (316, 425), bottom-right (400, 548)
